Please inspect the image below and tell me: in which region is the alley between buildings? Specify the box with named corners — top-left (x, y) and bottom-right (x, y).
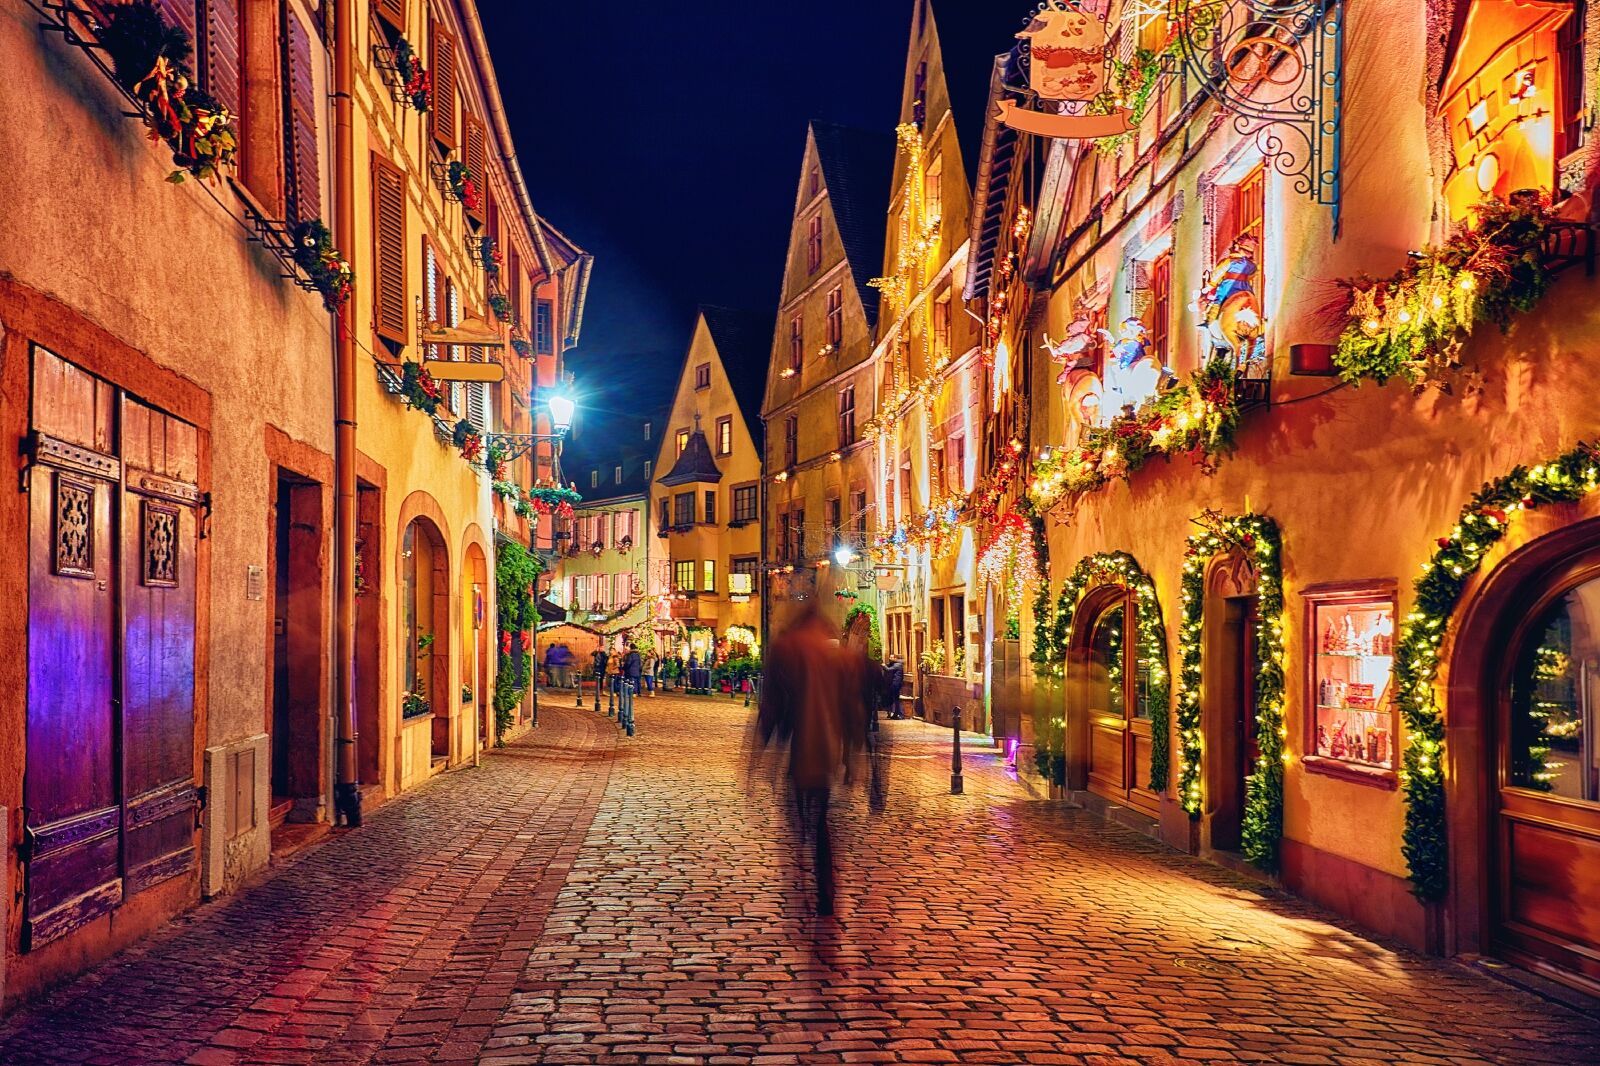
top-left (2, 694), bottom-right (1597, 1066)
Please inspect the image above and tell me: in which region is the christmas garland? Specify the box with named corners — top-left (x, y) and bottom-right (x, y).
top-left (98, 0), bottom-right (238, 184)
top-left (1029, 358), bottom-right (1240, 513)
top-left (291, 220), bottom-right (354, 311)
top-left (1398, 441), bottom-right (1600, 901)
top-left (393, 36), bottom-right (431, 112)
top-left (875, 493), bottom-right (967, 563)
top-left (1030, 551), bottom-right (1172, 792)
top-left (976, 512), bottom-right (1041, 607)
top-left (1177, 513), bottom-right (1287, 872)
top-left (1336, 195), bottom-right (1555, 387)
top-left (399, 360), bottom-right (442, 414)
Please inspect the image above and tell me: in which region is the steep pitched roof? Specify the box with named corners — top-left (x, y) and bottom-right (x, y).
top-left (926, 0), bottom-right (1026, 185)
top-left (657, 425), bottom-right (724, 487)
top-left (810, 122), bottom-right (896, 329)
top-left (700, 305), bottom-right (775, 449)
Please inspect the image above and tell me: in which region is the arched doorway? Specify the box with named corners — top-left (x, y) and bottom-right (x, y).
top-left (463, 541), bottom-right (490, 749)
top-left (1071, 584), bottom-right (1160, 816)
top-left (1450, 518), bottom-right (1600, 994)
top-left (402, 516), bottom-right (450, 767)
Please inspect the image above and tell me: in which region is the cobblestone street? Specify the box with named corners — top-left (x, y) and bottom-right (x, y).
top-left (4, 693), bottom-right (1600, 1065)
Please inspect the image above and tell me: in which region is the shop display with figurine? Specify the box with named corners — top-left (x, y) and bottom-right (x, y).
top-left (1314, 599), bottom-right (1396, 769)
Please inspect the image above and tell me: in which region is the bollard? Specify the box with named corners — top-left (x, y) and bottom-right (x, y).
top-left (608, 676), bottom-right (616, 718)
top-left (950, 707), bottom-right (964, 795)
top-left (593, 671), bottom-right (601, 714)
top-left (623, 681), bottom-right (636, 737)
top-left (575, 670), bottom-right (584, 708)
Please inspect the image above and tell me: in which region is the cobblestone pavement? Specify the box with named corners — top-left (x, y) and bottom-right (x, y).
top-left (4, 694), bottom-right (1600, 1065)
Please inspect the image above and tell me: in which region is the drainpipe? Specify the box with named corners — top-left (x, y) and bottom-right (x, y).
top-left (331, 0), bottom-right (361, 827)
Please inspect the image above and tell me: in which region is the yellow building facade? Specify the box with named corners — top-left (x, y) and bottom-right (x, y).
top-left (762, 122), bottom-right (894, 637)
top-left (653, 309), bottom-right (770, 661)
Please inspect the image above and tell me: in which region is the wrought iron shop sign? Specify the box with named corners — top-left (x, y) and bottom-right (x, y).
top-left (999, 0), bottom-right (1344, 231)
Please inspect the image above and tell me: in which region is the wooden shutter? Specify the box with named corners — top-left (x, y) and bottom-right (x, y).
top-left (283, 14), bottom-right (321, 222)
top-left (375, 0), bottom-right (406, 33)
top-left (204, 0), bottom-right (242, 117)
top-left (463, 115), bottom-right (487, 221)
top-left (159, 0), bottom-right (197, 42)
top-left (429, 22), bottom-right (458, 152)
top-left (372, 153), bottom-right (408, 345)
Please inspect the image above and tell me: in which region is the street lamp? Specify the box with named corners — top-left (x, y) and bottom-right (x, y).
top-left (834, 544), bottom-right (858, 568)
top-left (547, 391), bottom-right (576, 436)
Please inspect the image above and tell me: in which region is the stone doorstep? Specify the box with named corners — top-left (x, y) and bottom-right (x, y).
top-left (1065, 789), bottom-right (1162, 842)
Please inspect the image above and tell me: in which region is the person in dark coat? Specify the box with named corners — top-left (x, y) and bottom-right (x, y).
top-left (883, 656), bottom-right (906, 719)
top-left (623, 647), bottom-right (643, 692)
top-left (591, 647), bottom-right (609, 692)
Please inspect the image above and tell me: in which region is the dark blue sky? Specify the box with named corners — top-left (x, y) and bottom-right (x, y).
top-left (478, 1), bottom-right (912, 384)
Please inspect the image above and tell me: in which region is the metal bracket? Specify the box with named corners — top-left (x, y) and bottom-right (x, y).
top-left (1169, 0), bottom-right (1344, 235)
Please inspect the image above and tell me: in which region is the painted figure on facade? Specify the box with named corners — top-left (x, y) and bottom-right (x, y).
top-left (1098, 316), bottom-right (1169, 414)
top-left (1197, 235), bottom-right (1267, 376)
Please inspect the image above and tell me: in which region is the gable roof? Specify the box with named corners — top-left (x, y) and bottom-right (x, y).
top-left (810, 122), bottom-right (896, 329)
top-left (925, 0), bottom-right (1025, 185)
top-left (699, 305), bottom-right (775, 448)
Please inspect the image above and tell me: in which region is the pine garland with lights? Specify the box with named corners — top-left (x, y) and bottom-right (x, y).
top-left (1177, 513), bottom-right (1287, 871)
top-left (1336, 194), bottom-right (1554, 387)
top-left (1030, 552), bottom-right (1172, 791)
top-left (1398, 441), bottom-right (1600, 900)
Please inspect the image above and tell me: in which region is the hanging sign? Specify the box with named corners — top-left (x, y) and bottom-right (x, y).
top-left (1000, 1), bottom-right (1135, 139)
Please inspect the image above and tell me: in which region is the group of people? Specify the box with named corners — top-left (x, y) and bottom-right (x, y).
top-left (753, 604), bottom-right (908, 917)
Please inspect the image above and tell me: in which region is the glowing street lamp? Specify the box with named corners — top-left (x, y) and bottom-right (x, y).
top-left (547, 391), bottom-right (576, 436)
top-left (834, 544), bottom-right (858, 568)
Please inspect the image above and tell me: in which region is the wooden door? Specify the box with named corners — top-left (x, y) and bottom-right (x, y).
top-left (1496, 577), bottom-right (1600, 986)
top-left (1085, 595), bottom-right (1159, 816)
top-left (22, 350), bottom-right (200, 951)
top-left (120, 395), bottom-right (201, 895)
top-left (23, 350), bottom-right (121, 949)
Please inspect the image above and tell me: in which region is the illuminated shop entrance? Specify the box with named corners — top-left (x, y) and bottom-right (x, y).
top-left (1077, 587), bottom-right (1158, 817)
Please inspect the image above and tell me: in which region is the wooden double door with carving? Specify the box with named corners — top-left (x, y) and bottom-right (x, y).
top-left (22, 348), bottom-right (201, 951)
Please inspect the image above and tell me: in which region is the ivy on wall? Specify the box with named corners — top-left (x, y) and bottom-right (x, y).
top-left (1029, 552), bottom-right (1172, 792)
top-left (1398, 442), bottom-right (1600, 900)
top-left (493, 540), bottom-right (543, 740)
top-left (842, 602), bottom-right (882, 661)
top-left (1176, 513), bottom-right (1287, 872)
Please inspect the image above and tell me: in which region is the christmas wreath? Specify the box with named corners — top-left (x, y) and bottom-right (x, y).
top-left (291, 220), bottom-right (353, 312)
top-left (98, 0), bottom-right (237, 184)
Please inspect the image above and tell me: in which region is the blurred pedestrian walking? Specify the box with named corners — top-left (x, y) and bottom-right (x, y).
top-left (755, 602), bottom-right (868, 916)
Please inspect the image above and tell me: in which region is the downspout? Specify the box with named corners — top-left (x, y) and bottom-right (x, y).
top-left (332, 0), bottom-right (361, 826)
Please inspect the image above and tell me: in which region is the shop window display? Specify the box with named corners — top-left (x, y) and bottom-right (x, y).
top-left (1509, 577), bottom-right (1600, 802)
top-left (1308, 589), bottom-right (1396, 774)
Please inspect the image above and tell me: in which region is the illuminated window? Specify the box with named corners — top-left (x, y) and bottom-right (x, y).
top-left (614, 466), bottom-right (623, 485)
top-left (694, 362), bottom-right (711, 390)
top-left (590, 469), bottom-right (599, 489)
top-left (1148, 252), bottom-right (1172, 366)
top-left (925, 154), bottom-right (943, 223)
top-left (676, 429), bottom-right (690, 457)
top-left (933, 293), bottom-right (951, 358)
top-left (789, 315), bottom-right (803, 371)
top-left (716, 416), bottom-right (732, 456)
top-left (1307, 585), bottom-right (1398, 778)
top-left (702, 559), bottom-right (716, 594)
top-left (826, 287), bottom-right (843, 347)
top-left (674, 559), bottom-right (695, 591)
top-left (807, 215), bottom-right (823, 273)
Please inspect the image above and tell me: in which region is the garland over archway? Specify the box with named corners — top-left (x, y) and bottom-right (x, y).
top-left (1177, 513), bottom-right (1287, 872)
top-left (1031, 552), bottom-right (1172, 791)
top-left (1399, 442), bottom-right (1600, 901)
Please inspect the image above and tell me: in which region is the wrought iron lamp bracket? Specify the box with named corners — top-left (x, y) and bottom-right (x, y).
top-left (1169, 0), bottom-right (1344, 235)
top-left (483, 433), bottom-right (564, 463)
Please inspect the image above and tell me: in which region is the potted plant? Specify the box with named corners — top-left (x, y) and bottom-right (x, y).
top-left (394, 36), bottom-right (431, 112)
top-left (399, 360), bottom-right (442, 414)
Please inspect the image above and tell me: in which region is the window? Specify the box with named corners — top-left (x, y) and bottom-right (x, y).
top-left (806, 215), bottom-right (823, 273)
top-left (789, 315), bottom-right (803, 372)
top-left (826, 497), bottom-right (842, 542)
top-left (778, 512), bottom-right (792, 561)
top-left (614, 466), bottom-right (623, 485)
top-left (732, 556), bottom-right (760, 577)
top-left (933, 293), bottom-right (951, 359)
top-left (644, 459), bottom-right (653, 480)
top-left (283, 14), bottom-right (320, 223)
top-left (535, 300), bottom-right (554, 355)
top-left (676, 429), bottom-right (690, 457)
top-left (732, 484), bottom-right (759, 523)
top-left (659, 498), bottom-right (670, 529)
top-left (808, 164), bottom-right (821, 197)
top-left (673, 492), bottom-right (695, 528)
top-left (703, 490), bottom-right (717, 525)
top-left (1148, 252), bottom-right (1172, 367)
top-left (784, 416), bottom-right (798, 468)
top-left (675, 560), bottom-right (696, 592)
top-left (925, 154), bottom-right (943, 224)
top-left (1226, 165), bottom-right (1266, 299)
top-left (948, 434), bottom-right (966, 494)
top-left (792, 508), bottom-right (806, 559)
top-left (643, 421), bottom-right (652, 441)
top-left (1558, 0), bottom-right (1588, 163)
top-left (1305, 583), bottom-right (1398, 781)
top-left (851, 491), bottom-right (867, 538)
top-left (694, 362), bottom-right (711, 390)
top-left (837, 386), bottom-right (856, 447)
top-left (702, 560), bottom-right (717, 594)
top-left (826, 287), bottom-right (843, 348)
top-left (716, 416), bottom-right (733, 456)
top-left (1510, 571), bottom-right (1600, 800)
top-left (590, 469), bottom-right (600, 489)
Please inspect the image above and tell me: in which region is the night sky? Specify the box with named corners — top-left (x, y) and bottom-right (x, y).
top-left (477, 1), bottom-right (913, 390)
